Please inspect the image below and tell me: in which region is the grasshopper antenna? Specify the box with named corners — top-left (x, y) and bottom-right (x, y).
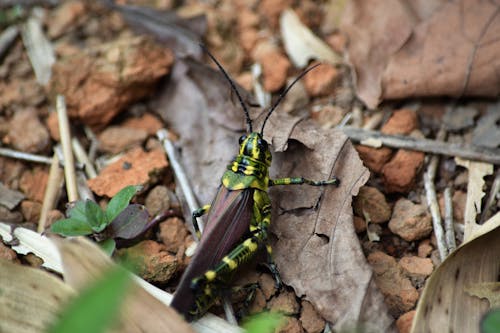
top-left (260, 63), bottom-right (321, 135)
top-left (200, 44), bottom-right (253, 133)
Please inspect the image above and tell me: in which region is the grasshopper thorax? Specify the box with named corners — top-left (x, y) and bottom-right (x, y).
top-left (238, 132), bottom-right (272, 167)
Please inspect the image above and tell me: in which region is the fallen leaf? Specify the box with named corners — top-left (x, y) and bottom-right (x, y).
top-left (263, 113), bottom-right (394, 332)
top-left (465, 282), bottom-right (500, 308)
top-left (280, 9), bottom-right (342, 68)
top-left (455, 158), bottom-right (494, 240)
top-left (341, 0), bottom-right (500, 108)
top-left (0, 258), bottom-right (74, 333)
top-left (411, 212), bottom-right (500, 333)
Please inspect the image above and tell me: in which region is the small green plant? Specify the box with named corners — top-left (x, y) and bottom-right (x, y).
top-left (481, 308), bottom-right (500, 333)
top-left (48, 266), bottom-right (131, 333)
top-left (242, 311), bottom-right (285, 333)
top-left (51, 185), bottom-right (150, 254)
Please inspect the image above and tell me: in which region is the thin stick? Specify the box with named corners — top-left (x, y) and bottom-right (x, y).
top-left (56, 95), bottom-right (78, 202)
top-left (424, 129), bottom-right (448, 261)
top-left (72, 137), bottom-right (97, 179)
top-left (157, 129), bottom-right (202, 234)
top-left (424, 171), bottom-right (448, 261)
top-left (342, 127), bottom-right (500, 164)
top-left (0, 147), bottom-right (52, 164)
top-left (443, 187), bottom-right (457, 252)
top-left (37, 153), bottom-right (64, 232)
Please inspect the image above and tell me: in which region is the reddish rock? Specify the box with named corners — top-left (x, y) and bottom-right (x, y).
top-left (115, 240), bottom-right (177, 283)
top-left (353, 215), bottom-right (367, 233)
top-left (367, 251), bottom-right (419, 316)
top-left (417, 239), bottom-right (433, 258)
top-left (248, 288), bottom-right (266, 314)
top-left (98, 126), bottom-right (148, 154)
top-left (255, 47), bottom-right (291, 92)
top-left (381, 109), bottom-right (419, 135)
top-left (0, 241), bottom-right (18, 261)
top-left (7, 109), bottom-right (50, 154)
top-left (276, 316), bottom-right (304, 333)
top-left (382, 150), bottom-right (425, 193)
top-left (158, 217), bottom-right (189, 253)
top-left (236, 71), bottom-right (254, 92)
top-left (145, 185), bottom-right (171, 216)
top-left (0, 158), bottom-right (25, 189)
top-left (87, 148), bottom-right (168, 197)
top-left (326, 32), bottom-right (346, 54)
top-left (45, 112), bottom-right (60, 141)
top-left (20, 200), bottom-right (42, 222)
top-left (396, 310), bottom-right (416, 333)
top-left (49, 36), bottom-right (173, 127)
top-left (122, 113), bottom-right (164, 136)
top-left (258, 0), bottom-right (293, 28)
top-left (399, 256), bottom-right (434, 278)
top-left (19, 167), bottom-right (49, 202)
top-left (47, 0), bottom-right (86, 38)
top-left (267, 290), bottom-right (300, 315)
top-left (303, 62), bottom-right (338, 97)
top-left (355, 145), bottom-right (393, 173)
top-left (259, 272), bottom-right (277, 300)
top-left (300, 300), bottom-right (325, 333)
top-left (0, 205), bottom-right (23, 223)
top-left (353, 186), bottom-right (392, 223)
top-left (388, 199), bottom-right (432, 241)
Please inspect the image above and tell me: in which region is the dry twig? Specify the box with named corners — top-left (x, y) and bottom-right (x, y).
top-left (443, 187), bottom-right (457, 252)
top-left (56, 95), bottom-right (78, 202)
top-left (37, 152), bottom-right (63, 232)
top-left (342, 127), bottom-right (500, 164)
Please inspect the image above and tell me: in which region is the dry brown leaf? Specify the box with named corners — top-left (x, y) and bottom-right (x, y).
top-left (0, 259), bottom-right (74, 333)
top-left (411, 212), bottom-right (500, 333)
top-left (465, 282), bottom-right (500, 308)
top-left (263, 113), bottom-right (394, 332)
top-left (157, 65), bottom-right (395, 330)
top-left (341, 0), bottom-right (500, 108)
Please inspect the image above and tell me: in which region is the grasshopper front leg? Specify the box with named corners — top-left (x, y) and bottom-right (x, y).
top-left (192, 204), bottom-right (211, 239)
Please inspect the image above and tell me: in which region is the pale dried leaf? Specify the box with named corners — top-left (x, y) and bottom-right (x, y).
top-left (280, 9), bottom-right (341, 68)
top-left (55, 237), bottom-right (195, 333)
top-left (465, 282), bottom-right (500, 308)
top-left (411, 212), bottom-right (500, 333)
top-left (0, 259), bottom-right (74, 333)
top-left (455, 158), bottom-right (494, 241)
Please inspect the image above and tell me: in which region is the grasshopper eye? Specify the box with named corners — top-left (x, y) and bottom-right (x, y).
top-left (259, 139), bottom-right (268, 150)
top-left (239, 135), bottom-right (247, 144)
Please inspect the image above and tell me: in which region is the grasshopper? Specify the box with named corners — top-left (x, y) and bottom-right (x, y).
top-left (170, 51), bottom-right (339, 320)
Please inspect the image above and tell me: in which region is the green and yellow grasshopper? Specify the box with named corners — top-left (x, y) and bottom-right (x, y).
top-left (170, 51), bottom-right (340, 320)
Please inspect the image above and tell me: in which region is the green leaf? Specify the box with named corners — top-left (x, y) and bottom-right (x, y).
top-left (50, 218), bottom-right (94, 236)
top-left (98, 239), bottom-right (116, 256)
top-left (105, 204), bottom-right (150, 240)
top-left (48, 266), bottom-right (131, 333)
top-left (482, 309), bottom-right (500, 333)
top-left (105, 185), bottom-right (141, 223)
top-left (85, 200), bottom-right (107, 232)
top-left (67, 200), bottom-right (89, 224)
top-left (242, 312), bottom-right (285, 333)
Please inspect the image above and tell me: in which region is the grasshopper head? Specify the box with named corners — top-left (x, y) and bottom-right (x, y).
top-left (238, 132), bottom-right (272, 166)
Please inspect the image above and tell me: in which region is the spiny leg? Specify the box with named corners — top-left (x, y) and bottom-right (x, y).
top-left (192, 204), bottom-right (210, 239)
top-left (270, 176), bottom-right (339, 187)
